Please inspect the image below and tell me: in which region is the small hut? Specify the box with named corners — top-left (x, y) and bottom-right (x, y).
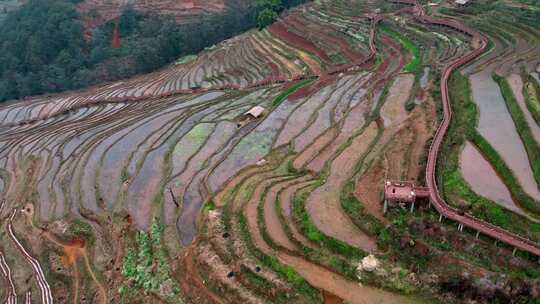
top-left (455, 0), bottom-right (470, 6)
top-left (383, 180), bottom-right (418, 213)
top-left (237, 106), bottom-right (265, 128)
top-left (244, 106), bottom-right (265, 119)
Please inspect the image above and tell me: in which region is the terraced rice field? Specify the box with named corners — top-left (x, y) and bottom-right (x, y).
top-left (1, 0), bottom-right (540, 303)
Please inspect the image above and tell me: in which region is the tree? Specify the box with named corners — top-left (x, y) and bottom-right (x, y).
top-left (257, 8), bottom-right (279, 29)
top-left (0, 0), bottom-right (307, 102)
top-left (119, 6), bottom-right (138, 36)
top-left (256, 0), bottom-right (283, 11)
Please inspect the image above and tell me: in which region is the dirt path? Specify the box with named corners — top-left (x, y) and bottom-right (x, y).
top-left (22, 205), bottom-right (107, 304)
top-left (323, 291), bottom-right (344, 304)
top-left (307, 123), bottom-right (379, 252)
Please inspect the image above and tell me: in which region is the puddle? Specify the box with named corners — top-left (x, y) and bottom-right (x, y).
top-left (420, 67), bottom-right (430, 89)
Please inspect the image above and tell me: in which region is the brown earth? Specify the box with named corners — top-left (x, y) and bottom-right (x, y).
top-left (307, 123), bottom-right (379, 252)
top-left (278, 179), bottom-right (318, 249)
top-left (323, 291), bottom-right (344, 304)
top-left (77, 0), bottom-right (226, 33)
top-left (178, 246), bottom-right (225, 304)
top-left (355, 78), bottom-right (435, 222)
top-left (268, 22), bottom-right (331, 63)
top-left (355, 161), bottom-right (387, 222)
top-left (293, 127), bottom-right (338, 170)
top-left (277, 254), bottom-right (417, 304)
top-left (240, 170), bottom-right (417, 304)
top-left (263, 179), bottom-right (303, 251)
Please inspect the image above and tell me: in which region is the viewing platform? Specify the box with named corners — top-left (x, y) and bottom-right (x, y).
top-left (383, 180), bottom-right (429, 213)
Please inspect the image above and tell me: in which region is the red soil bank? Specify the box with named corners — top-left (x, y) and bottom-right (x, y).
top-left (284, 15), bottom-right (363, 62)
top-left (61, 239), bottom-right (86, 267)
top-left (77, 0), bottom-right (225, 33)
top-left (268, 22), bottom-right (331, 63)
top-left (111, 20), bottom-right (121, 48)
top-left (287, 74), bottom-right (337, 100)
top-left (267, 62), bottom-right (281, 77)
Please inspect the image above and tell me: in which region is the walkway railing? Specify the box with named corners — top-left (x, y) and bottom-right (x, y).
top-left (391, 0), bottom-right (540, 257)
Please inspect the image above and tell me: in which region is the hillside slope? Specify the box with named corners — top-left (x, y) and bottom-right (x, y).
top-left (78, 0), bottom-right (227, 31)
top-left (0, 0), bottom-right (539, 303)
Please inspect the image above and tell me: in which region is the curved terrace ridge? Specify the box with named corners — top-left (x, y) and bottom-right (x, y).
top-left (394, 0), bottom-right (540, 257)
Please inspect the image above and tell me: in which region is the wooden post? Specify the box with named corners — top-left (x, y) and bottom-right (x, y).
top-left (383, 200), bottom-right (388, 214)
top-left (512, 248), bottom-right (517, 256)
top-left (475, 231), bottom-right (480, 239)
top-left (410, 201), bottom-right (415, 213)
top-left (439, 214), bottom-right (443, 222)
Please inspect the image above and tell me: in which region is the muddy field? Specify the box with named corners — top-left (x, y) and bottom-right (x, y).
top-left (0, 0), bottom-right (539, 303)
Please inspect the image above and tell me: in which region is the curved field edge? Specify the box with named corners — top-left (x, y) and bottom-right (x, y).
top-left (439, 72), bottom-right (540, 241)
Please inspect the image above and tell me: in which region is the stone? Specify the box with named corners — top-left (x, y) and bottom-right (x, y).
top-left (359, 254), bottom-right (380, 272)
top-left (256, 159), bottom-right (268, 166)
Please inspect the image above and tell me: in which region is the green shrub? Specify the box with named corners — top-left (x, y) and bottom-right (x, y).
top-left (121, 218), bottom-right (180, 303)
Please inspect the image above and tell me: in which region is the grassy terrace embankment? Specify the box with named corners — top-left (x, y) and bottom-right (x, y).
top-left (272, 79), bottom-right (314, 107)
top-left (379, 23), bottom-right (422, 74)
top-left (525, 75), bottom-right (540, 126)
top-left (219, 158), bottom-right (323, 303)
top-left (493, 74), bottom-right (540, 187)
top-left (440, 72), bottom-right (540, 240)
top-left (3, 0), bottom-right (540, 303)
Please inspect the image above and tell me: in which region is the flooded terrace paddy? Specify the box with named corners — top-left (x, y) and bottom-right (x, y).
top-left (460, 141), bottom-right (527, 216)
top-left (468, 69), bottom-right (540, 201)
